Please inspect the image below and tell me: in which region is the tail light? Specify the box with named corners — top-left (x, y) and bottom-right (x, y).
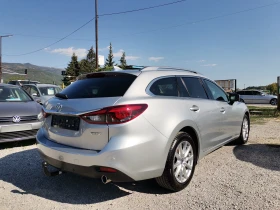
top-left (80, 104), bottom-right (148, 124)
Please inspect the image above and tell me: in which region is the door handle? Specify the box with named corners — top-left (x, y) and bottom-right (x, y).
top-left (190, 105), bottom-right (200, 112)
top-left (220, 107), bottom-right (225, 112)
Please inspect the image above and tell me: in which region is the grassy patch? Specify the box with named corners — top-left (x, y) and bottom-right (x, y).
top-left (247, 106), bottom-right (275, 110)
top-left (247, 106), bottom-right (279, 117)
top-left (250, 115), bottom-right (280, 125)
top-left (250, 116), bottom-right (268, 125)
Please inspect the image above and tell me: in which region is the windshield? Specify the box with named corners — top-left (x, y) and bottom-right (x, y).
top-left (0, 86), bottom-right (33, 102)
top-left (39, 87), bottom-right (62, 96)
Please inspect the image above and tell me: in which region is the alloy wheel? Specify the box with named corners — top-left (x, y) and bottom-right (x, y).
top-left (242, 118), bottom-right (249, 141)
top-left (173, 141), bottom-right (194, 183)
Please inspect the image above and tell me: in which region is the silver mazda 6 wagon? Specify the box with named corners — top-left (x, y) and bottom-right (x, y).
top-left (37, 66), bottom-right (250, 191)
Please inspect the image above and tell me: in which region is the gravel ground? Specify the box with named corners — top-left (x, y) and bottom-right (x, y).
top-left (0, 119), bottom-right (279, 210)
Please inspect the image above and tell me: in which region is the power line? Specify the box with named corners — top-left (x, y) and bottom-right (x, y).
top-left (103, 1), bottom-right (280, 40)
top-left (0, 33), bottom-right (95, 42)
top-left (0, 1), bottom-right (188, 43)
top-left (4, 0), bottom-right (280, 56)
top-left (4, 18), bottom-right (95, 56)
top-left (2, 2), bottom-right (280, 42)
top-left (99, 0), bottom-right (187, 17)
top-left (4, 0), bottom-right (188, 56)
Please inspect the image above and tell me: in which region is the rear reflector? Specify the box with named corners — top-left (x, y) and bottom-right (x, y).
top-left (80, 104), bottom-right (148, 124)
top-left (99, 167), bottom-right (117, 173)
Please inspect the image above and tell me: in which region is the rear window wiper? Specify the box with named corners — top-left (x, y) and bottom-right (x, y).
top-left (55, 93), bottom-right (68, 99)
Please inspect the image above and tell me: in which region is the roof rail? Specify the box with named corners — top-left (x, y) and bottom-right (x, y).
top-left (141, 66), bottom-right (200, 74)
top-left (124, 65), bottom-right (147, 70)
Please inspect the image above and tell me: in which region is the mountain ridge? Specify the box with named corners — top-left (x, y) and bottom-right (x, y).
top-left (2, 62), bottom-right (64, 85)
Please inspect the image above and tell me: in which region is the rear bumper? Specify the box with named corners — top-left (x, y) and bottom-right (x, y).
top-left (39, 151), bottom-right (134, 182)
top-left (36, 127), bottom-right (167, 181)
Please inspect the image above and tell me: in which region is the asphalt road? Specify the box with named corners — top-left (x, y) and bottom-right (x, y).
top-left (0, 120), bottom-right (279, 210)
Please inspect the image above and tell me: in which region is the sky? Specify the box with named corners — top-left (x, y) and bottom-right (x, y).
top-left (1, 0), bottom-right (280, 88)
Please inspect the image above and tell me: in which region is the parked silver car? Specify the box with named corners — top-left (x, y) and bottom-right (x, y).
top-left (0, 84), bottom-right (43, 143)
top-left (37, 66), bottom-right (250, 191)
top-left (22, 84), bottom-right (62, 105)
top-left (236, 90), bottom-right (277, 105)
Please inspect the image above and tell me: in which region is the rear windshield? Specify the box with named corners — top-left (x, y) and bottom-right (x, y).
top-left (60, 73), bottom-right (137, 99)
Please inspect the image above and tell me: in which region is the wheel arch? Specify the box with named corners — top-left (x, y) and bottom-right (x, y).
top-left (270, 98), bottom-right (277, 105)
top-left (245, 111), bottom-right (250, 131)
top-left (179, 126), bottom-right (200, 164)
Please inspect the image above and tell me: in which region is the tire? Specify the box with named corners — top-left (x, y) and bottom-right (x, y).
top-left (270, 98), bottom-right (277, 106)
top-left (156, 132), bottom-right (197, 192)
top-left (235, 115), bottom-right (250, 145)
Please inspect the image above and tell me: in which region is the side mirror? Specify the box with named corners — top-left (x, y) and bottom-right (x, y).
top-left (32, 93), bottom-right (39, 97)
top-left (229, 93), bottom-right (240, 105)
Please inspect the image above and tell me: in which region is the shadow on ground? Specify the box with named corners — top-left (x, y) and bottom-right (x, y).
top-left (0, 147), bottom-right (170, 205)
top-left (0, 139), bottom-right (36, 150)
top-left (233, 144), bottom-right (280, 171)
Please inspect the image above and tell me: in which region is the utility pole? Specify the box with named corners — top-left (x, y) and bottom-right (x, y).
top-left (277, 76), bottom-right (280, 111)
top-left (95, 0), bottom-right (99, 70)
top-left (0, 35), bottom-right (13, 83)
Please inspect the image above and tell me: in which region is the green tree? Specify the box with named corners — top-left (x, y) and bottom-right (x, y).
top-left (79, 59), bottom-right (90, 74)
top-left (80, 46), bottom-right (97, 73)
top-left (87, 46), bottom-right (96, 70)
top-left (63, 53), bottom-right (80, 86)
top-left (119, 51), bottom-right (127, 69)
top-left (105, 42), bottom-right (115, 67)
top-left (266, 83), bottom-right (277, 95)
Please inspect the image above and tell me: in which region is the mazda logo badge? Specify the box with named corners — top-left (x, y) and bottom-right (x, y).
top-left (12, 116), bottom-right (21, 123)
top-left (56, 103), bottom-right (63, 112)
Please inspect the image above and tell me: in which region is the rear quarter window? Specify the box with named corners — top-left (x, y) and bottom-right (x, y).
top-left (60, 73), bottom-right (137, 99)
top-left (150, 77), bottom-right (178, 97)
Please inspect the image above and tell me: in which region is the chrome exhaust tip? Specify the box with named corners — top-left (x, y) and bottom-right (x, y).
top-left (101, 175), bottom-right (111, 184)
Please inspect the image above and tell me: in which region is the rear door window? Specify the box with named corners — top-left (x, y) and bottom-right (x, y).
top-left (181, 77), bottom-right (208, 99)
top-left (252, 91), bottom-right (262, 95)
top-left (177, 78), bottom-right (189, 97)
top-left (244, 91), bottom-right (253, 95)
top-left (60, 73), bottom-right (137, 99)
top-left (150, 77), bottom-right (178, 96)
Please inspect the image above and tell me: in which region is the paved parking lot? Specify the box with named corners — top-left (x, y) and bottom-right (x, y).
top-left (0, 119), bottom-right (279, 210)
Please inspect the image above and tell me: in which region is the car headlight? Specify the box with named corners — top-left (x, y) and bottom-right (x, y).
top-left (37, 112), bottom-right (43, 120)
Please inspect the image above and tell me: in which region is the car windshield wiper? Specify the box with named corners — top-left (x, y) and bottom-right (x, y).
top-left (55, 93), bottom-right (68, 99)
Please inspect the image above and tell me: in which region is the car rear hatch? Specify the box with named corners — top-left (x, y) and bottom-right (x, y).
top-left (42, 72), bottom-right (139, 150)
